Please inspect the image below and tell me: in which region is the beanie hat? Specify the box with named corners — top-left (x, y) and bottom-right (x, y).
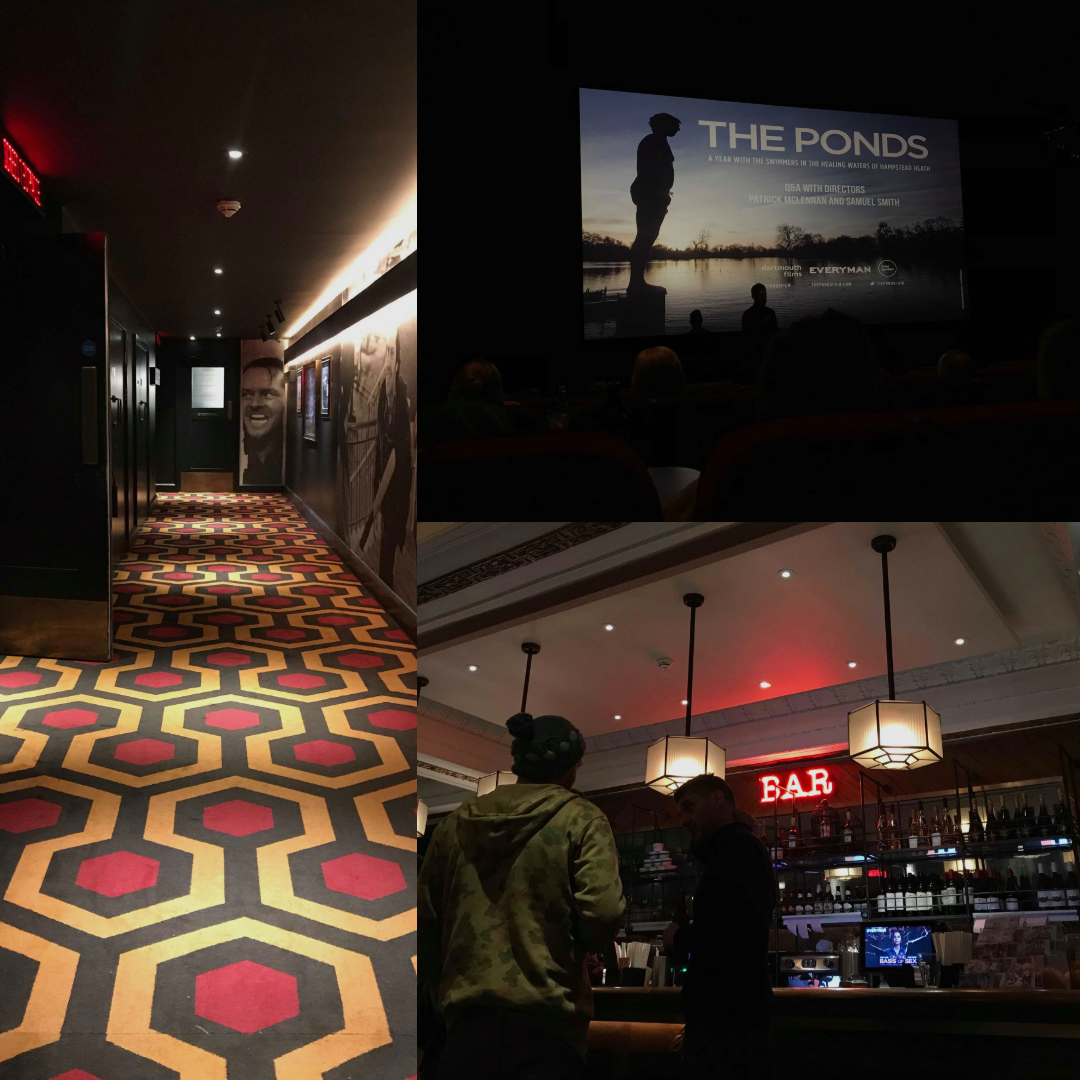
top-left (506, 712), bottom-right (585, 781)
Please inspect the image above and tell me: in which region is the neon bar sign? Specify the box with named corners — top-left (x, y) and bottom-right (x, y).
top-left (759, 767), bottom-right (833, 803)
top-left (3, 137), bottom-right (42, 208)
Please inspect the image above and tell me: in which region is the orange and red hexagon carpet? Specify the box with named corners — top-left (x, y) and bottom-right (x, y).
top-left (0, 492), bottom-right (416, 1080)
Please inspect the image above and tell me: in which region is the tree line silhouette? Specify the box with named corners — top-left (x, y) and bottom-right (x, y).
top-left (582, 217), bottom-right (964, 264)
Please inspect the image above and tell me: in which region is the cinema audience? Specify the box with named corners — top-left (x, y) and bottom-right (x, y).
top-left (631, 346), bottom-right (686, 399)
top-left (753, 308), bottom-right (887, 421)
top-left (934, 349), bottom-right (984, 407)
top-left (421, 359), bottom-right (546, 442)
top-left (1036, 318), bottom-right (1080, 399)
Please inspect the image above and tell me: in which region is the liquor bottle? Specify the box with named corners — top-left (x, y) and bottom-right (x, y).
top-left (918, 875), bottom-right (931, 911)
top-left (965, 869), bottom-right (975, 908)
top-left (883, 873), bottom-right (894, 914)
top-left (1021, 792), bottom-right (1037, 838)
top-left (888, 805), bottom-right (900, 850)
top-left (1036, 862), bottom-right (1050, 909)
top-left (876, 802), bottom-right (888, 849)
top-left (818, 799), bottom-right (833, 841)
top-left (813, 885), bottom-right (824, 915)
top-left (985, 797), bottom-right (998, 840)
top-left (972, 870), bottom-right (984, 913)
top-left (1054, 789), bottom-right (1071, 836)
top-left (1010, 795), bottom-right (1023, 841)
top-left (907, 806), bottom-right (919, 849)
top-left (1065, 864), bottom-right (1080, 908)
top-left (989, 870), bottom-right (1002, 912)
top-left (930, 805), bottom-right (943, 848)
top-left (1037, 794), bottom-right (1053, 838)
top-left (795, 891), bottom-right (804, 915)
top-left (998, 796), bottom-right (1012, 841)
top-left (917, 802), bottom-right (928, 848)
top-left (787, 816), bottom-right (799, 851)
top-left (1049, 863), bottom-right (1066, 908)
top-left (931, 872), bottom-right (943, 913)
top-left (875, 874), bottom-right (887, 915)
top-left (1005, 869), bottom-right (1020, 912)
top-left (843, 882), bottom-right (854, 913)
top-left (823, 882), bottom-right (834, 914)
top-left (968, 792), bottom-right (984, 842)
top-left (843, 808), bottom-right (854, 845)
top-left (941, 801), bottom-right (956, 845)
top-left (905, 873), bottom-right (917, 913)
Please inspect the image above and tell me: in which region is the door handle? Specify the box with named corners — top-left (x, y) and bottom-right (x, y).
top-left (110, 395), bottom-right (122, 426)
top-left (138, 400), bottom-right (148, 421)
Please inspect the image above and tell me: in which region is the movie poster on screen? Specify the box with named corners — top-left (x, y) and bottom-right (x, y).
top-left (239, 339), bottom-right (286, 485)
top-left (337, 294), bottom-right (416, 604)
top-left (580, 88), bottom-right (965, 339)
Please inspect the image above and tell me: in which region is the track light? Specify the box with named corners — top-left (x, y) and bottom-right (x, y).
top-left (260, 329), bottom-right (267, 342)
top-left (266, 318), bottom-right (276, 336)
top-left (274, 300), bottom-right (285, 323)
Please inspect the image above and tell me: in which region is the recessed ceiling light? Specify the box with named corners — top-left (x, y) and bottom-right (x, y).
top-left (847, 661), bottom-right (857, 668)
top-left (759, 681), bottom-right (771, 689)
top-left (228, 149), bottom-right (243, 159)
top-left (468, 665), bottom-right (477, 672)
top-left (681, 699), bottom-right (688, 705)
top-left (216, 333), bottom-right (221, 337)
top-left (214, 268), bottom-right (223, 274)
top-left (213, 309), bottom-right (221, 315)
top-left (603, 624), bottom-right (614, 631)
top-left (778, 569), bottom-right (793, 579)
top-left (614, 714), bottom-right (621, 720)
top-left (955, 638), bottom-right (965, 645)
top-left (189, 336), bottom-right (195, 341)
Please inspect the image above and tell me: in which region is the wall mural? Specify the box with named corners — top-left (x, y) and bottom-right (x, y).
top-left (338, 295), bottom-right (416, 606)
top-left (239, 339), bottom-right (286, 485)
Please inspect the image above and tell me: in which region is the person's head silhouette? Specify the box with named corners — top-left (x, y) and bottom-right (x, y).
top-left (689, 309), bottom-right (703, 330)
top-left (632, 347), bottom-right (685, 399)
top-left (449, 360), bottom-right (505, 406)
top-left (751, 283), bottom-right (767, 306)
top-left (649, 113), bottom-right (681, 138)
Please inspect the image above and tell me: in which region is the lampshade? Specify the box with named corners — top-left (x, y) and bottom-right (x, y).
top-left (417, 798), bottom-right (429, 838)
top-left (645, 735), bottom-right (726, 794)
top-left (476, 771), bottom-right (518, 797)
top-left (848, 699), bottom-right (943, 769)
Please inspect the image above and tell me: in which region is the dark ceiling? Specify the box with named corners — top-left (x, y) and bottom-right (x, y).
top-left (0, 0), bottom-right (415, 340)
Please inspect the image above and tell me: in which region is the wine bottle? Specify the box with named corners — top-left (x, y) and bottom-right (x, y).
top-left (1054, 788), bottom-right (1070, 836)
top-left (788, 816), bottom-right (799, 851)
top-left (941, 801), bottom-right (956, 845)
top-left (876, 802), bottom-right (888, 849)
top-left (999, 796), bottom-right (1012, 841)
top-left (823, 882), bottom-right (833, 914)
top-left (888, 805), bottom-right (900, 850)
top-left (1049, 862), bottom-right (1066, 908)
top-left (884, 872), bottom-right (895, 914)
top-left (843, 808), bottom-right (854, 845)
top-left (1022, 792), bottom-right (1036, 839)
top-left (1004, 868), bottom-right (1020, 912)
top-left (795, 890), bottom-right (805, 915)
top-left (813, 885), bottom-right (824, 915)
top-left (843, 882), bottom-right (854, 913)
top-left (1037, 794), bottom-right (1052, 838)
top-left (968, 792), bottom-right (984, 842)
top-left (965, 870), bottom-right (975, 908)
top-left (917, 801), bottom-right (928, 848)
top-left (985, 797), bottom-right (998, 840)
top-left (930, 804), bottom-right (943, 848)
top-left (818, 799), bottom-right (832, 841)
top-left (918, 875), bottom-right (931, 911)
top-left (906, 873), bottom-right (918, 913)
top-left (1010, 795), bottom-right (1023, 841)
top-left (907, 806), bottom-right (919, 850)
top-left (1065, 864), bottom-right (1080, 909)
top-left (1036, 862), bottom-right (1050, 909)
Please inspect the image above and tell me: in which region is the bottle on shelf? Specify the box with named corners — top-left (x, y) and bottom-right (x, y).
top-left (917, 801), bottom-right (928, 848)
top-left (818, 799), bottom-right (833, 842)
top-left (904, 872), bottom-right (916, 913)
top-left (1021, 792), bottom-right (1036, 838)
top-left (930, 805), bottom-right (943, 848)
top-left (941, 801), bottom-right (956, 845)
top-left (787, 815), bottom-right (799, 852)
top-left (1049, 862), bottom-right (1066, 908)
top-left (999, 796), bottom-right (1012, 841)
top-left (888, 804), bottom-right (900, 850)
top-left (813, 885), bottom-right (824, 915)
top-left (823, 882), bottom-right (834, 914)
top-left (843, 882), bottom-right (854, 913)
top-left (985, 796), bottom-right (999, 841)
top-left (1054, 789), bottom-right (1071, 836)
top-left (1037, 793), bottom-right (1053, 838)
top-left (906, 805), bottom-right (919, 849)
top-left (842, 808), bottom-right (854, 845)
top-left (918, 875), bottom-right (931, 912)
top-left (1004, 868), bottom-right (1020, 912)
top-left (795, 890), bottom-right (805, 915)
top-left (1010, 795), bottom-right (1024, 841)
top-left (965, 869), bottom-right (975, 908)
top-left (968, 791), bottom-right (984, 842)
top-left (876, 802), bottom-right (888, 849)
top-left (1036, 862), bottom-right (1050, 909)
top-left (1065, 863), bottom-right (1080, 908)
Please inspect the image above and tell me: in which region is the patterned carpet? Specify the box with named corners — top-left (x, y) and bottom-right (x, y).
top-left (0, 492), bottom-right (416, 1080)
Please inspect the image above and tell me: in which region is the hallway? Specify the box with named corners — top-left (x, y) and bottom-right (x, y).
top-left (0, 493), bottom-right (416, 1080)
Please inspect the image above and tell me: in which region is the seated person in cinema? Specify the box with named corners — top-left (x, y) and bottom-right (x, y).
top-left (421, 360), bottom-right (544, 442)
top-left (1036, 318), bottom-right (1080, 399)
top-left (753, 308), bottom-right (888, 421)
top-left (630, 346), bottom-right (686, 400)
top-left (935, 349), bottom-right (984, 407)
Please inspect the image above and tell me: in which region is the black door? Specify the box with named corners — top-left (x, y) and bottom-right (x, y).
top-left (135, 341), bottom-right (150, 524)
top-left (174, 339), bottom-right (240, 488)
top-left (0, 233), bottom-right (111, 659)
top-left (109, 318), bottom-right (129, 558)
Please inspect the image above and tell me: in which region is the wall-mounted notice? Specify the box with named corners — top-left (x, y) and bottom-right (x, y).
top-left (191, 366), bottom-right (225, 409)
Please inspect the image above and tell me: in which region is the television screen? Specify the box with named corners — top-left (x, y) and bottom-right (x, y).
top-left (787, 974), bottom-right (841, 988)
top-left (579, 88), bottom-right (965, 339)
top-left (864, 924), bottom-right (934, 968)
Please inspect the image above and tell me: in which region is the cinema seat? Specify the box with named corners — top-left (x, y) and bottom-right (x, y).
top-left (418, 431), bottom-right (663, 518)
top-left (692, 398), bottom-right (1080, 518)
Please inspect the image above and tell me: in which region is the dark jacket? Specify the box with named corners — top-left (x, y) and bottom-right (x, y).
top-left (672, 820), bottom-right (775, 1026)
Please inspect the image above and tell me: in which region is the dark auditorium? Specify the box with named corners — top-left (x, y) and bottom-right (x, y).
top-left (421, 18), bottom-right (1078, 519)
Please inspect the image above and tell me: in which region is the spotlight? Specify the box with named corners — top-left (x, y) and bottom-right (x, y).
top-left (955, 638), bottom-right (965, 645)
top-left (468, 665), bottom-right (477, 672)
top-left (614, 714), bottom-right (621, 720)
top-left (603, 624), bottom-right (614, 631)
top-left (848, 661), bottom-right (857, 668)
top-left (216, 333), bottom-right (221, 337)
top-left (227, 150), bottom-right (243, 159)
top-left (189, 336), bottom-right (195, 341)
top-left (214, 267), bottom-right (223, 275)
top-left (778, 569), bottom-right (793, 579)
top-left (274, 299), bottom-right (285, 323)
top-left (681, 699), bottom-right (688, 705)
top-left (759, 681), bottom-right (771, 689)
top-left (266, 318), bottom-right (276, 336)
top-left (260, 329), bottom-right (267, 342)
top-left (213, 309), bottom-right (221, 315)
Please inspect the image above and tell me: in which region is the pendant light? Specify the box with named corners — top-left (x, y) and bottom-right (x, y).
top-left (477, 642), bottom-right (540, 796)
top-left (848, 535), bottom-right (943, 769)
top-left (645, 594), bottom-right (726, 794)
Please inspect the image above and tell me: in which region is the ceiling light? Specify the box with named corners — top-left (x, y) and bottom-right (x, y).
top-left (614, 714), bottom-right (621, 720)
top-left (778, 569), bottom-right (793, 579)
top-left (214, 268), bottom-right (223, 274)
top-left (189, 336), bottom-right (195, 341)
top-left (260, 329), bottom-right (267, 342)
top-left (468, 665), bottom-right (477, 672)
top-left (228, 149), bottom-right (243, 159)
top-left (213, 309), bottom-right (221, 315)
top-left (955, 638), bottom-right (965, 645)
top-left (848, 661), bottom-right (857, 668)
top-left (267, 317), bottom-right (276, 336)
top-left (274, 300), bottom-right (285, 323)
top-left (645, 593), bottom-right (725, 793)
top-left (759, 681), bottom-right (771, 689)
top-left (849, 535), bottom-right (943, 771)
top-left (216, 333), bottom-right (221, 337)
top-left (604, 624), bottom-right (614, 631)
top-left (681, 699), bottom-right (688, 705)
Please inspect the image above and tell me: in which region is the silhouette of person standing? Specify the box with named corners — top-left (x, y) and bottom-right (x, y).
top-left (628, 113), bottom-right (681, 295)
top-left (741, 283), bottom-right (779, 379)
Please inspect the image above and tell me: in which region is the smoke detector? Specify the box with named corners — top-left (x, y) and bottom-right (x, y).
top-left (217, 200), bottom-right (241, 218)
top-left (657, 656), bottom-right (674, 671)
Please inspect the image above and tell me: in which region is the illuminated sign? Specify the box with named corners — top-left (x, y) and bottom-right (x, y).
top-left (3, 136), bottom-right (42, 210)
top-left (759, 767), bottom-right (834, 803)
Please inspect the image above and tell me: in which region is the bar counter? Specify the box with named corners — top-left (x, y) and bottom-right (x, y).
top-left (587, 987), bottom-right (1080, 1078)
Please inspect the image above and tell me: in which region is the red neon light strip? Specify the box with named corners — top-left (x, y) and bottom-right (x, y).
top-left (3, 138), bottom-right (42, 206)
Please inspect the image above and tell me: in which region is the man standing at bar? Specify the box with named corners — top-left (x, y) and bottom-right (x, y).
top-left (628, 112), bottom-right (681, 294)
top-left (418, 712), bottom-right (625, 1080)
top-left (664, 774), bottom-right (775, 1079)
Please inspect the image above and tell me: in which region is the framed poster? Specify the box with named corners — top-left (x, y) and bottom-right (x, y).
top-left (239, 344), bottom-right (286, 485)
top-left (319, 356), bottom-right (332, 417)
top-left (295, 365), bottom-right (303, 412)
top-left (302, 360), bottom-right (317, 441)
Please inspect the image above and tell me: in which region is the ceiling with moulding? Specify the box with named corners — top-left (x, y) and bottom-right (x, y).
top-left (418, 522), bottom-right (1080, 742)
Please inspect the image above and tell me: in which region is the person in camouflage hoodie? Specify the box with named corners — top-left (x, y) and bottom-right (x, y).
top-left (417, 711), bottom-right (625, 1080)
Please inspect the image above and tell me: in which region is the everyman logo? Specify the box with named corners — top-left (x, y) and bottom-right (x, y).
top-left (809, 266), bottom-right (872, 274)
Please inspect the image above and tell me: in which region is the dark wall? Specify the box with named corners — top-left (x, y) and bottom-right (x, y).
top-left (285, 347), bottom-right (339, 531)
